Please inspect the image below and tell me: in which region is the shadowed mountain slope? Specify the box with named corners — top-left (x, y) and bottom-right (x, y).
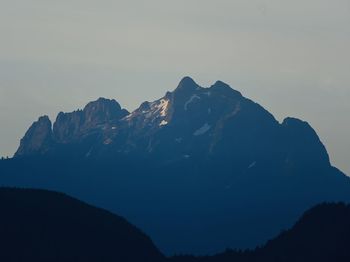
top-left (0, 188), bottom-right (164, 262)
top-left (172, 203), bottom-right (350, 262)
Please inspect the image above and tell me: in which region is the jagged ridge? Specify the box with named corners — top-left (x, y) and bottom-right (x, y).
top-left (15, 77), bottom-right (328, 169)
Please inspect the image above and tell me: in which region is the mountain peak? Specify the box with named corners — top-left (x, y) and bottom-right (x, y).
top-left (214, 80), bottom-right (228, 86)
top-left (175, 76), bottom-right (199, 93)
top-left (282, 117), bottom-right (330, 167)
top-left (82, 97), bottom-right (129, 125)
top-left (210, 80), bottom-right (242, 97)
top-left (15, 115), bottom-right (53, 157)
top-left (38, 115), bottom-right (51, 123)
top-left (83, 97), bottom-right (122, 112)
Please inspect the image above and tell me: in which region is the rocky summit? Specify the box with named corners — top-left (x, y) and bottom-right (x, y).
top-left (15, 77), bottom-right (329, 170)
top-left (3, 77), bottom-right (349, 255)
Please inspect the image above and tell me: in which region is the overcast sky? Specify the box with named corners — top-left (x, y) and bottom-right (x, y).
top-left (0, 0), bottom-right (349, 174)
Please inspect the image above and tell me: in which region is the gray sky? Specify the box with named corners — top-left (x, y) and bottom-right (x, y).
top-left (0, 0), bottom-right (349, 174)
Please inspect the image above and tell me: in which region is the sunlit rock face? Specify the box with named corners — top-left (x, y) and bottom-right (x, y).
top-left (15, 116), bottom-right (54, 157)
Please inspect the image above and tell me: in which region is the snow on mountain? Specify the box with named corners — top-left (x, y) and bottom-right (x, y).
top-left (193, 123), bottom-right (211, 136)
top-left (184, 95), bottom-right (201, 111)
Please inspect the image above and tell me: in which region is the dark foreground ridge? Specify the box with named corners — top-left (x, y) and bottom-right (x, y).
top-left (1, 77), bottom-right (349, 254)
top-left (172, 202), bottom-right (350, 262)
top-left (1, 188), bottom-right (350, 262)
top-left (0, 188), bottom-right (164, 262)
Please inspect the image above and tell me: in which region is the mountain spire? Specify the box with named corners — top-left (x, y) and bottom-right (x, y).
top-left (15, 115), bottom-right (53, 157)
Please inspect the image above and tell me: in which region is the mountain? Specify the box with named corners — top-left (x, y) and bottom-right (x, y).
top-left (172, 203), bottom-right (350, 262)
top-left (13, 76), bottom-right (330, 168)
top-left (0, 188), bottom-right (164, 262)
top-left (1, 77), bottom-right (349, 255)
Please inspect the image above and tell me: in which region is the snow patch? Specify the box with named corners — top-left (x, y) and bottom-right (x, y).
top-left (104, 138), bottom-right (113, 145)
top-left (248, 161), bottom-right (256, 169)
top-left (159, 120), bottom-right (168, 126)
top-left (125, 112), bottom-right (134, 120)
top-left (85, 147), bottom-right (93, 157)
top-left (193, 123), bottom-right (211, 136)
top-left (111, 126), bottom-right (117, 130)
top-left (156, 99), bottom-right (169, 117)
top-left (184, 95), bottom-right (200, 111)
top-left (138, 99), bottom-right (169, 120)
top-left (175, 138), bottom-right (183, 143)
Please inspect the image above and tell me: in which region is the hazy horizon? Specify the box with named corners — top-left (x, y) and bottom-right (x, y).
top-left (0, 0), bottom-right (349, 174)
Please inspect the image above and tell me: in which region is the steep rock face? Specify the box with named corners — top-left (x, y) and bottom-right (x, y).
top-left (53, 110), bottom-right (85, 143)
top-left (53, 98), bottom-right (128, 144)
top-left (82, 97), bottom-right (129, 127)
top-left (15, 116), bottom-right (53, 157)
top-left (16, 98), bottom-right (129, 157)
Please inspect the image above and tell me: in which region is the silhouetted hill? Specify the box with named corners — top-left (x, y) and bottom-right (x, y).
top-left (1, 188), bottom-right (350, 262)
top-left (0, 188), bottom-right (164, 262)
top-left (1, 77), bottom-right (349, 254)
top-left (259, 202), bottom-right (350, 261)
top-left (171, 203), bottom-right (350, 262)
